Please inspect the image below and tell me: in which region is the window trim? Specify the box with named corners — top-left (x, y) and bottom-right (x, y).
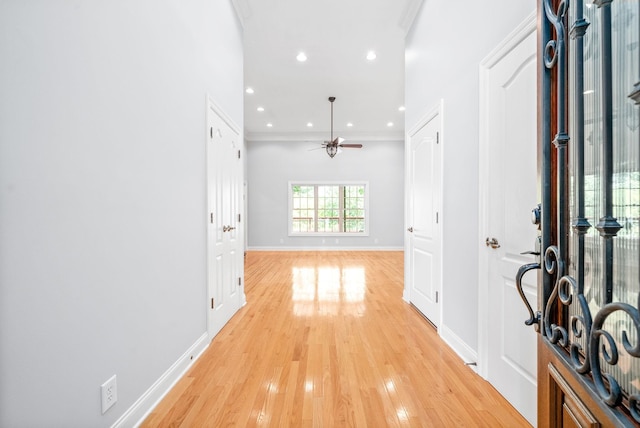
top-left (288, 181), bottom-right (370, 236)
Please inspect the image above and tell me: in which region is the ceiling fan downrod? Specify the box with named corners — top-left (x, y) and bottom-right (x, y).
top-left (329, 96), bottom-right (336, 143)
top-left (327, 96), bottom-right (338, 158)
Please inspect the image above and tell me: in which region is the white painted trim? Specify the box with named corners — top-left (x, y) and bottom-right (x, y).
top-left (477, 10), bottom-right (537, 380)
top-left (439, 324), bottom-right (479, 374)
top-left (407, 100), bottom-right (443, 137)
top-left (113, 333), bottom-right (210, 428)
top-left (245, 130), bottom-right (404, 143)
top-left (398, 0), bottom-right (425, 35)
top-left (247, 246), bottom-right (403, 252)
top-left (206, 95), bottom-right (241, 136)
top-left (404, 99), bottom-right (444, 325)
top-left (230, 0), bottom-right (251, 28)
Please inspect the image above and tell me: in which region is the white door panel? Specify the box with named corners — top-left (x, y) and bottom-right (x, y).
top-left (207, 99), bottom-right (243, 339)
top-left (406, 109), bottom-right (442, 326)
top-left (480, 17), bottom-right (538, 426)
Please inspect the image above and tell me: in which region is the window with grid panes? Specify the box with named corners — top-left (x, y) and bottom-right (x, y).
top-left (289, 182), bottom-right (368, 235)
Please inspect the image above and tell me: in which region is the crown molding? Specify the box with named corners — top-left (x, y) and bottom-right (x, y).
top-left (244, 130), bottom-right (404, 143)
top-left (398, 0), bottom-right (424, 36)
top-left (231, 0), bottom-right (251, 28)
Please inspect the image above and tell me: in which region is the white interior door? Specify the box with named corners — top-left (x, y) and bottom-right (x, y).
top-left (479, 15), bottom-right (538, 426)
top-left (207, 98), bottom-right (243, 339)
top-left (406, 107), bottom-right (442, 327)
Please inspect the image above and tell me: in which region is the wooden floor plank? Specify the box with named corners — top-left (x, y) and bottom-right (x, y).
top-left (142, 251), bottom-right (530, 427)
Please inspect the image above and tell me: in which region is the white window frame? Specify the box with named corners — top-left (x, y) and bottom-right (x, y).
top-left (288, 181), bottom-right (370, 236)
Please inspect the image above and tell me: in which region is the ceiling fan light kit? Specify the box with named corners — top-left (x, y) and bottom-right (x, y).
top-left (323, 96), bottom-right (363, 158)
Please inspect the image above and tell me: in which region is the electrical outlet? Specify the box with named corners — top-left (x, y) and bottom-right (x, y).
top-left (101, 375), bottom-right (117, 414)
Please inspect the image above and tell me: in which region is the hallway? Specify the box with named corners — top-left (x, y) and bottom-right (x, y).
top-left (142, 251), bottom-right (529, 426)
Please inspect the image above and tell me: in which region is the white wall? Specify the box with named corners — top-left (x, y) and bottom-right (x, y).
top-left (405, 1), bottom-right (534, 353)
top-left (0, 1), bottom-right (242, 426)
top-left (246, 140), bottom-right (404, 249)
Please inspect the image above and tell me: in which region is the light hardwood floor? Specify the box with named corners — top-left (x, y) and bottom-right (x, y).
top-left (142, 251), bottom-right (530, 427)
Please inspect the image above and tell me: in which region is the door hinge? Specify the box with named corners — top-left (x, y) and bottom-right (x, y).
top-left (238, 150), bottom-right (241, 159)
top-left (238, 213), bottom-right (241, 222)
top-left (238, 277), bottom-right (242, 286)
top-left (436, 132), bottom-right (439, 144)
top-left (210, 212), bottom-right (214, 224)
top-left (210, 127), bottom-right (213, 139)
top-left (436, 291), bottom-right (439, 303)
top-left (436, 212), bottom-right (439, 224)
top-left (211, 298), bottom-right (214, 309)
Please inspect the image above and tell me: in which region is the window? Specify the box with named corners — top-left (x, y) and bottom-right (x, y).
top-left (289, 182), bottom-right (368, 235)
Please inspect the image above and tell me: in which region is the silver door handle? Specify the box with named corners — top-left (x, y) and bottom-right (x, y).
top-left (407, 227), bottom-right (414, 233)
top-left (485, 237), bottom-right (500, 249)
top-left (223, 225), bottom-right (236, 232)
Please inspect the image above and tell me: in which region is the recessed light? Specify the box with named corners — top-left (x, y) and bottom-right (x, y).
top-left (347, 122), bottom-right (353, 127)
top-left (307, 122), bottom-right (313, 127)
top-left (296, 52), bottom-right (307, 62)
top-left (398, 106), bottom-right (406, 112)
top-left (366, 51), bottom-right (377, 61)
top-left (266, 123), bottom-right (273, 127)
top-left (257, 106), bottom-right (265, 112)
top-left (387, 122), bottom-right (394, 127)
top-left (245, 87), bottom-right (254, 94)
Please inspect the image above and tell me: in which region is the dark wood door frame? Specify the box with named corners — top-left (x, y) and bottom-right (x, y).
top-left (535, 0), bottom-right (640, 426)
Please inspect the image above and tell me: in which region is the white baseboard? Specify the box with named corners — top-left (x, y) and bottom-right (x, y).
top-left (247, 246), bottom-right (404, 251)
top-left (439, 323), bottom-right (479, 374)
top-left (111, 333), bottom-right (210, 428)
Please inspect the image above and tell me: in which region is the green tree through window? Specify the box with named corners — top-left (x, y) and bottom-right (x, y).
top-left (290, 183), bottom-right (367, 234)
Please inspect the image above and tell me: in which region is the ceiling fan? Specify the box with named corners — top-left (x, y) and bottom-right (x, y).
top-left (322, 96), bottom-right (362, 158)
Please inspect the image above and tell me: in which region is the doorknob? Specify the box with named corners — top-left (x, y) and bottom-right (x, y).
top-left (485, 237), bottom-right (500, 249)
top-left (407, 227), bottom-right (414, 233)
top-left (223, 225), bottom-right (236, 232)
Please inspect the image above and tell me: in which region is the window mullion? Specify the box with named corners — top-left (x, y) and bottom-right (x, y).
top-left (339, 186), bottom-right (345, 232)
top-left (314, 185), bottom-right (319, 232)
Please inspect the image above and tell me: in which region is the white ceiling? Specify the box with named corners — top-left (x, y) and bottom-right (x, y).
top-left (233, 0), bottom-right (423, 142)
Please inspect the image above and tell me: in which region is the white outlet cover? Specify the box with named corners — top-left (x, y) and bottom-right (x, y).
top-left (101, 375), bottom-right (117, 414)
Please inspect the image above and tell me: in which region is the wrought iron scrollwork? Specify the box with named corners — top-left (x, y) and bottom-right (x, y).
top-left (543, 245), bottom-right (569, 347)
top-left (589, 300), bottom-right (640, 407)
top-left (540, 0), bottom-right (640, 422)
top-left (543, 245), bottom-right (593, 374)
top-left (542, 246), bottom-right (640, 420)
top-left (544, 0), bottom-right (569, 70)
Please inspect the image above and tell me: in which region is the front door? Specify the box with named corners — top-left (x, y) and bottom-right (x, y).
top-left (405, 105), bottom-right (442, 327)
top-left (206, 98), bottom-right (244, 339)
top-left (480, 17), bottom-right (538, 426)
top-left (532, 1), bottom-right (640, 425)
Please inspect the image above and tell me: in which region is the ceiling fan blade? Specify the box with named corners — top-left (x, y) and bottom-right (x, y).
top-left (339, 144), bottom-right (363, 148)
top-left (332, 137), bottom-right (345, 146)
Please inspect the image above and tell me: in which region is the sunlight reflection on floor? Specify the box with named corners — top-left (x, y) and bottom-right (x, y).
top-left (292, 266), bottom-right (366, 316)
